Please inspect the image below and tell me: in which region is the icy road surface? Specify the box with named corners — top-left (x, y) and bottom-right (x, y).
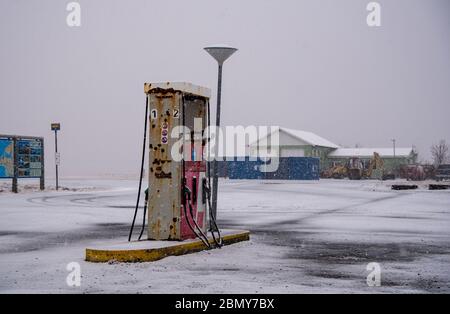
top-left (0, 179), bottom-right (449, 293)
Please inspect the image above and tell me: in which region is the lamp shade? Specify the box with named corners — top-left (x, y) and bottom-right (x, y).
top-left (204, 45), bottom-right (238, 65)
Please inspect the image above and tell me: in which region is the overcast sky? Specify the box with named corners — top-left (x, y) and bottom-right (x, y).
top-left (1, 0), bottom-right (449, 177)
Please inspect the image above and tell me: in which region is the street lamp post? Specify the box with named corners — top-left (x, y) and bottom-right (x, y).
top-left (204, 45), bottom-right (237, 230)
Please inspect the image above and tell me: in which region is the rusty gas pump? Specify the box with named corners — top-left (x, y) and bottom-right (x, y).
top-left (129, 82), bottom-right (221, 248)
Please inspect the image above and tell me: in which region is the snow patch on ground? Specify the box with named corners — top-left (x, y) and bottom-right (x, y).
top-left (0, 178), bottom-right (449, 293)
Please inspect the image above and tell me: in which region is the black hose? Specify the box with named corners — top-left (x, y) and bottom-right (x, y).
top-left (204, 179), bottom-right (223, 247)
top-left (183, 185), bottom-right (210, 249)
top-left (188, 195), bottom-right (211, 247)
top-left (209, 202), bottom-right (223, 247)
top-left (138, 188), bottom-right (149, 241)
top-left (128, 95), bottom-right (149, 242)
top-left (138, 200), bottom-right (147, 241)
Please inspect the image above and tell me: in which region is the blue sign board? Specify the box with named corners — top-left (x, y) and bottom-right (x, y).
top-left (0, 135), bottom-right (45, 192)
top-left (17, 139), bottom-right (43, 178)
top-left (0, 138), bottom-right (14, 178)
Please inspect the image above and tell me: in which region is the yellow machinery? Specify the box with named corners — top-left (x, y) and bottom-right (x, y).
top-left (364, 152), bottom-right (384, 179)
top-left (322, 164), bottom-right (348, 179)
top-left (323, 152), bottom-right (388, 180)
top-left (347, 157), bottom-right (364, 180)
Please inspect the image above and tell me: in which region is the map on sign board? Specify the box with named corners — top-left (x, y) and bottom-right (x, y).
top-left (17, 139), bottom-right (43, 178)
top-left (0, 139), bottom-right (14, 178)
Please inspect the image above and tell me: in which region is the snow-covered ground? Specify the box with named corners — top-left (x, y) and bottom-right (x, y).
top-left (0, 178), bottom-right (449, 293)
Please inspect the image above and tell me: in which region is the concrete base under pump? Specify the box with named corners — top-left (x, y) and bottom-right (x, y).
top-left (85, 229), bottom-right (250, 263)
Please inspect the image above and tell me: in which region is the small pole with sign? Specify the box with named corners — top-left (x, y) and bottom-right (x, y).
top-left (51, 123), bottom-right (60, 190)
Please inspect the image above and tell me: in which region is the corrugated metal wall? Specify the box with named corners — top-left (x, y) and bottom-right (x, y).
top-left (218, 157), bottom-right (319, 180)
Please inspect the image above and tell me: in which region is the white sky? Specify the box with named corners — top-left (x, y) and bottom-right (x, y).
top-left (1, 0), bottom-right (449, 176)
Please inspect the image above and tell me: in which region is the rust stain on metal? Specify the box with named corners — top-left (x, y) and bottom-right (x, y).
top-left (147, 88), bottom-right (181, 240)
top-left (155, 171), bottom-right (172, 179)
top-left (152, 158), bottom-right (172, 165)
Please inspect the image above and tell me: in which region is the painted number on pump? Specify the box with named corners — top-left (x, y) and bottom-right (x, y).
top-left (150, 109), bottom-right (158, 120)
top-left (173, 109), bottom-right (179, 118)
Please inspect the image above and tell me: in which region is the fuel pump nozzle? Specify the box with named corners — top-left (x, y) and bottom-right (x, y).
top-left (182, 178), bottom-right (211, 249)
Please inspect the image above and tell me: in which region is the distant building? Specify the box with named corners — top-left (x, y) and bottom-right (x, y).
top-left (249, 127), bottom-right (339, 170)
top-left (327, 147), bottom-right (417, 173)
top-left (219, 127), bottom-right (418, 180)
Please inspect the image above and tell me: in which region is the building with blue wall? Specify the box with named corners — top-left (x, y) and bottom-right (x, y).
top-left (218, 157), bottom-right (320, 180)
top-left (216, 127), bottom-right (416, 180)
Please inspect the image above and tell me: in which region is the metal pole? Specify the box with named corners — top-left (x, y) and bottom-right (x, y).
top-left (204, 45), bottom-right (237, 230)
top-left (54, 130), bottom-right (59, 190)
top-left (211, 63), bottom-right (223, 230)
top-left (40, 138), bottom-right (45, 190)
top-left (12, 137), bottom-right (18, 193)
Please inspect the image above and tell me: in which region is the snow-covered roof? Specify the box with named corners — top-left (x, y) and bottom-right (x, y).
top-left (252, 127), bottom-right (339, 149)
top-left (281, 128), bottom-right (339, 149)
top-left (328, 147), bottom-right (414, 158)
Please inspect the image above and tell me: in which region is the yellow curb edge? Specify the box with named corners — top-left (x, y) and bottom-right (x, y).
top-left (85, 231), bottom-right (250, 263)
